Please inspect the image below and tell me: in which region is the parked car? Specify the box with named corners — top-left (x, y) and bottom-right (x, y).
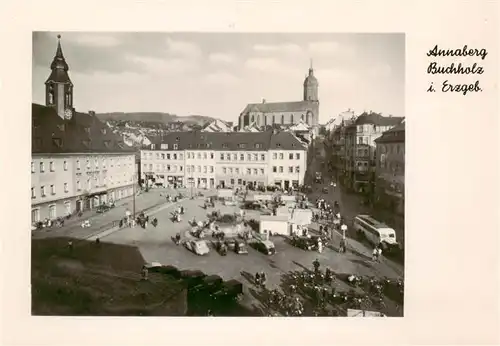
top-left (243, 201), bottom-right (261, 210)
top-left (224, 238), bottom-right (237, 251)
top-left (234, 240), bottom-right (248, 255)
top-left (184, 239), bottom-right (210, 256)
top-left (253, 239), bottom-right (276, 255)
top-left (96, 205), bottom-right (111, 213)
top-left (290, 236), bottom-right (315, 251)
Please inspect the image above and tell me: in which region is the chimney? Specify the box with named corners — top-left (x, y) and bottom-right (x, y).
top-left (262, 99), bottom-right (266, 104)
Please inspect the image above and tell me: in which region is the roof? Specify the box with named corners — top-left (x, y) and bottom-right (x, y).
top-left (240, 101), bottom-right (316, 115)
top-left (32, 103), bottom-right (135, 155)
top-left (145, 130), bottom-right (306, 151)
top-left (260, 215), bottom-right (288, 222)
top-left (45, 36), bottom-right (72, 85)
top-left (375, 122), bottom-right (405, 144)
top-left (290, 208), bottom-right (313, 226)
top-left (353, 112), bottom-right (404, 126)
top-left (45, 68), bottom-right (72, 84)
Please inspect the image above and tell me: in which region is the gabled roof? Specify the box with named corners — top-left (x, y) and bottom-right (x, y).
top-left (354, 112), bottom-right (404, 126)
top-left (375, 122), bottom-right (405, 144)
top-left (241, 101), bottom-right (316, 114)
top-left (144, 130), bottom-right (306, 151)
top-left (32, 103), bottom-right (135, 154)
top-left (269, 131), bottom-right (307, 150)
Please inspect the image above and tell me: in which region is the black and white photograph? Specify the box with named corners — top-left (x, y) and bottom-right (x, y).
top-left (31, 31), bottom-right (406, 317)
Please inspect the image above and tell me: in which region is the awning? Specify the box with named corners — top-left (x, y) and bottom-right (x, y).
top-left (87, 191), bottom-right (107, 197)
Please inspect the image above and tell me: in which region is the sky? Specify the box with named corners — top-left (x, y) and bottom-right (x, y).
top-left (32, 32), bottom-right (405, 123)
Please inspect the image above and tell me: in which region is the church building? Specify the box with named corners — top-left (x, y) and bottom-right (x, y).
top-left (238, 64), bottom-right (320, 137)
top-left (31, 35), bottom-right (136, 223)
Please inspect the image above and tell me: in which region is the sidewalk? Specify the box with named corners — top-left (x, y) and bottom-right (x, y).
top-left (32, 188), bottom-right (186, 240)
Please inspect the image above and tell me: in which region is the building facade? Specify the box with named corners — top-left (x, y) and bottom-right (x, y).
top-left (141, 144), bottom-right (185, 188)
top-left (31, 36), bottom-right (136, 223)
top-left (140, 131), bottom-right (308, 190)
top-left (325, 112), bottom-right (404, 195)
top-left (238, 64), bottom-right (320, 137)
top-left (374, 121), bottom-right (405, 214)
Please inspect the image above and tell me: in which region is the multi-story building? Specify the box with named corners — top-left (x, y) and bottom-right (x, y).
top-left (140, 141), bottom-right (185, 188)
top-left (31, 35), bottom-right (136, 223)
top-left (326, 112), bottom-right (403, 195)
top-left (268, 131), bottom-right (308, 189)
top-left (139, 131), bottom-right (307, 190)
top-left (374, 121), bottom-right (405, 214)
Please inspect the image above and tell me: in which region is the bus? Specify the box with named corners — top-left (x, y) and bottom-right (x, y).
top-left (353, 215), bottom-right (399, 250)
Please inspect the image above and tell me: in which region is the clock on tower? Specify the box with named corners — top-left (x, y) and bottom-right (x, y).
top-left (64, 108), bottom-right (73, 120)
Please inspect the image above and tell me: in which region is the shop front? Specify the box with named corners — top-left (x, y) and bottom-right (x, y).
top-left (274, 179), bottom-right (282, 189)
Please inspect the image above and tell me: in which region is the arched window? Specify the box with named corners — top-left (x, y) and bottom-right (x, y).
top-left (290, 114), bottom-right (294, 123)
top-left (48, 92), bottom-right (54, 104)
top-left (272, 115), bottom-right (275, 124)
top-left (301, 114), bottom-right (304, 121)
top-left (281, 114), bottom-right (284, 124)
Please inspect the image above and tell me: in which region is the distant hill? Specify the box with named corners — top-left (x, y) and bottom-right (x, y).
top-left (95, 112), bottom-right (216, 126)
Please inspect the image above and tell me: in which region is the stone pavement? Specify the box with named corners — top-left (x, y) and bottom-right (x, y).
top-left (31, 188), bottom-right (196, 240)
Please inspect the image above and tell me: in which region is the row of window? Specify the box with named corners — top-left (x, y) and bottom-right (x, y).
top-left (222, 167), bottom-right (265, 176)
top-left (31, 176), bottom-right (133, 199)
top-left (249, 113), bottom-right (310, 125)
top-left (143, 163), bottom-right (184, 173)
top-left (220, 152), bottom-right (266, 162)
top-left (32, 157), bottom-right (133, 173)
top-left (31, 161), bottom-right (68, 173)
top-left (186, 165), bottom-right (214, 174)
top-left (272, 152), bottom-right (301, 160)
top-left (272, 166), bottom-right (301, 174)
top-left (379, 144), bottom-right (404, 155)
top-left (31, 184), bottom-right (65, 198)
top-left (187, 152), bottom-right (213, 160)
top-left (143, 151), bottom-right (184, 160)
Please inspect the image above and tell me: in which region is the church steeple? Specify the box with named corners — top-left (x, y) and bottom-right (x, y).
top-left (45, 34), bottom-right (74, 119)
top-left (303, 60), bottom-right (318, 101)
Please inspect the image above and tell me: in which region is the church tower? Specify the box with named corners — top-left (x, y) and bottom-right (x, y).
top-left (45, 35), bottom-right (74, 119)
top-left (303, 61), bottom-right (319, 137)
top-left (303, 60), bottom-right (318, 102)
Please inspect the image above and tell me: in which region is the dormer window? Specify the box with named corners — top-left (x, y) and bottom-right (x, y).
top-left (222, 143), bottom-right (228, 148)
top-left (84, 127), bottom-right (90, 135)
top-left (277, 143), bottom-right (281, 147)
top-left (176, 137), bottom-right (180, 141)
top-left (255, 143), bottom-right (261, 149)
top-left (238, 143), bottom-right (246, 149)
top-left (151, 144), bottom-right (156, 150)
top-left (160, 144), bottom-right (168, 150)
top-left (52, 138), bottom-right (63, 148)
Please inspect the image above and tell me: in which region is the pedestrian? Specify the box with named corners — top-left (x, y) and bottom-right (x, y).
top-left (317, 239), bottom-right (323, 253)
top-left (377, 246), bottom-right (383, 261)
top-left (372, 247), bottom-right (378, 261)
top-left (141, 266), bottom-right (149, 281)
top-left (313, 258), bottom-right (320, 273)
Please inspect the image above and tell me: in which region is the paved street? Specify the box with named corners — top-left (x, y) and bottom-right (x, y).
top-left (31, 188), bottom-right (188, 240)
top-left (307, 142), bottom-right (405, 244)
top-left (99, 188), bottom-right (404, 314)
